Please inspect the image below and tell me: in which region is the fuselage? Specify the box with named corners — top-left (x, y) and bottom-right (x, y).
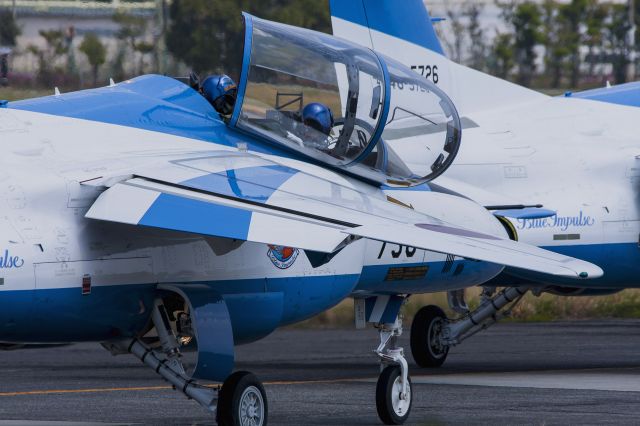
top-left (0, 75), bottom-right (505, 344)
top-left (446, 96), bottom-right (640, 288)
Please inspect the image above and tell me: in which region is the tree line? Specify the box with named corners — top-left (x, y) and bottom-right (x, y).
top-left (0, 0), bottom-right (330, 88)
top-left (1, 0), bottom-right (638, 90)
top-left (443, 0), bottom-right (639, 89)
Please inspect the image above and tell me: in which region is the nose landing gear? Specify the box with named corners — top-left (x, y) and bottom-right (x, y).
top-left (374, 316), bottom-right (412, 425)
top-left (377, 365), bottom-right (412, 425)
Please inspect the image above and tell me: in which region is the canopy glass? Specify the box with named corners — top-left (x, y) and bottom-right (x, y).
top-left (230, 14), bottom-right (461, 186)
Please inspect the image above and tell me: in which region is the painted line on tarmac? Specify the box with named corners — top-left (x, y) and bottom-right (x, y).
top-left (5, 368), bottom-right (639, 397)
top-left (0, 377), bottom-right (366, 397)
top-left (0, 385), bottom-right (173, 397)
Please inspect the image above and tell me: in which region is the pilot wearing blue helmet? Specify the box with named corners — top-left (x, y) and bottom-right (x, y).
top-left (282, 101), bottom-right (335, 150)
top-left (301, 102), bottom-right (335, 147)
top-left (302, 102), bottom-right (334, 136)
top-left (201, 74), bottom-right (238, 116)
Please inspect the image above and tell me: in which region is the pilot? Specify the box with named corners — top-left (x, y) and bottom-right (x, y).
top-left (302, 102), bottom-right (334, 137)
top-left (201, 74), bottom-right (237, 116)
top-left (300, 102), bottom-right (335, 148)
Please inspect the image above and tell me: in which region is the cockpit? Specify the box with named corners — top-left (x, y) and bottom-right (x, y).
top-left (228, 14), bottom-right (462, 187)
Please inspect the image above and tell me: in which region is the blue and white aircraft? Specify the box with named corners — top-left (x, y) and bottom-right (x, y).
top-left (331, 0), bottom-right (640, 369)
top-left (0, 13), bottom-right (602, 425)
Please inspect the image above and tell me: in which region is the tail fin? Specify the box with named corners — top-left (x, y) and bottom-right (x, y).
top-left (330, 0), bottom-right (545, 115)
top-left (329, 0), bottom-right (444, 55)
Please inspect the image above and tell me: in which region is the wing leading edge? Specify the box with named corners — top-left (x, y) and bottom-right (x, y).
top-left (85, 152), bottom-right (603, 280)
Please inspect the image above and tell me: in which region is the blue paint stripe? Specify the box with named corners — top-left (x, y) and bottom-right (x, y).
top-left (139, 193), bottom-right (251, 240)
top-left (363, 295), bottom-right (404, 323)
top-left (381, 295), bottom-right (404, 323)
top-left (0, 285), bottom-right (156, 342)
top-left (487, 242), bottom-right (640, 288)
top-left (181, 165), bottom-right (297, 203)
top-left (568, 81), bottom-right (640, 108)
top-left (0, 274), bottom-right (361, 344)
top-left (8, 75), bottom-right (291, 158)
top-left (330, 0), bottom-right (444, 55)
top-left (494, 208), bottom-right (556, 220)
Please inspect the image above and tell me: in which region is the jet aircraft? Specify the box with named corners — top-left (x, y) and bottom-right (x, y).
top-left (0, 12), bottom-right (602, 425)
top-left (330, 0), bottom-right (640, 368)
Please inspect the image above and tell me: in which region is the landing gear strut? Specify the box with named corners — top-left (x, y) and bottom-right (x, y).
top-left (410, 287), bottom-right (530, 368)
top-left (109, 298), bottom-right (268, 426)
top-left (374, 316), bottom-right (412, 425)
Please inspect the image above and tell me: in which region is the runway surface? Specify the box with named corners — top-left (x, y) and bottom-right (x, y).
top-left (1, 320), bottom-right (640, 425)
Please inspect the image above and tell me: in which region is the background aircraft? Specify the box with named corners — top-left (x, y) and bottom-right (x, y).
top-left (330, 0), bottom-right (640, 368)
top-left (0, 11), bottom-right (603, 426)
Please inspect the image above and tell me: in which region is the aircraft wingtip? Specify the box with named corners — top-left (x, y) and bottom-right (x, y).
top-left (573, 263), bottom-right (604, 279)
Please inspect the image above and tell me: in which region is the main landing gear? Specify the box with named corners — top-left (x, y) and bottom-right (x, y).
top-left (107, 298), bottom-right (268, 426)
top-left (410, 287), bottom-right (530, 368)
top-left (374, 316), bottom-right (412, 424)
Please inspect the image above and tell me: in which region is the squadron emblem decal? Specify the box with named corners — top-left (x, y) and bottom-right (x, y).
top-left (267, 245), bottom-right (299, 269)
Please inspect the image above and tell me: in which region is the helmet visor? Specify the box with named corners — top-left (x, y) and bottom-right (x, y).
top-left (214, 90), bottom-right (237, 115)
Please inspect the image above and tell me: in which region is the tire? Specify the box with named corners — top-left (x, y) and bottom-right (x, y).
top-left (217, 371), bottom-right (268, 426)
top-left (410, 305), bottom-right (449, 368)
top-left (376, 365), bottom-right (412, 425)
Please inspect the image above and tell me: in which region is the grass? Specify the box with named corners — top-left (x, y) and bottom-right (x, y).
top-left (293, 288), bottom-right (640, 329)
top-left (0, 87), bottom-right (52, 102)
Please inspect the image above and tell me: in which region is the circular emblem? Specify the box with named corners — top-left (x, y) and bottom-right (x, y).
top-left (267, 245), bottom-right (299, 269)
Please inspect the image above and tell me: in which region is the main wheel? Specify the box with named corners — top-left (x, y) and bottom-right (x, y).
top-left (217, 371), bottom-right (268, 426)
top-left (410, 305), bottom-right (449, 368)
top-left (376, 365), bottom-right (412, 425)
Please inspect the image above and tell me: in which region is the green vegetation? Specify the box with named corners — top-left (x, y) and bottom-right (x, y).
top-left (166, 0), bottom-right (330, 79)
top-left (442, 0), bottom-right (640, 89)
top-left (0, 87), bottom-right (51, 101)
top-left (0, 10), bottom-right (20, 46)
top-left (79, 33), bottom-right (107, 87)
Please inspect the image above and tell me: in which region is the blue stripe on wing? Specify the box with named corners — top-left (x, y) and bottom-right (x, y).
top-left (567, 81), bottom-right (640, 108)
top-left (180, 165), bottom-right (298, 203)
top-left (139, 193), bottom-right (252, 240)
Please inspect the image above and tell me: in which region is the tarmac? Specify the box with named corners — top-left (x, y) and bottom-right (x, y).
top-left (1, 320), bottom-right (640, 425)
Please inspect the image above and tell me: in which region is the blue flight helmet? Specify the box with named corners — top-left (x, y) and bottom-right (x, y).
top-left (302, 102), bottom-right (334, 136)
top-left (202, 74), bottom-right (237, 116)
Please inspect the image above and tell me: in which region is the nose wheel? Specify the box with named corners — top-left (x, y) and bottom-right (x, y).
top-left (374, 316), bottom-right (413, 425)
top-left (376, 365), bottom-right (412, 425)
top-left (217, 371), bottom-right (268, 426)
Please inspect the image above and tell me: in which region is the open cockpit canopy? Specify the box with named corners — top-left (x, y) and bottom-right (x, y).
top-left (230, 14), bottom-right (461, 186)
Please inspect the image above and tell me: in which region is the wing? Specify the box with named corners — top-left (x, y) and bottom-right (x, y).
top-left (85, 151), bottom-right (602, 279)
